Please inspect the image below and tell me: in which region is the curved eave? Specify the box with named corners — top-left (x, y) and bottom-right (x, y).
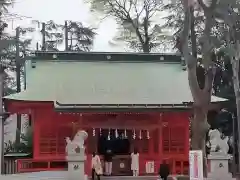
top-left (3, 90), bottom-right (228, 113)
top-left (3, 91), bottom-right (228, 103)
top-left (54, 100), bottom-right (226, 112)
top-left (3, 90), bottom-right (55, 102)
top-left (54, 106), bottom-right (191, 112)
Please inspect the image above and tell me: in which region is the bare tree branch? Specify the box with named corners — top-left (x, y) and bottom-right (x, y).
top-left (89, 0), bottom-right (164, 52)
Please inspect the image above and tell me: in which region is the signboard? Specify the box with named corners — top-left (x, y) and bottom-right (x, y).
top-left (145, 161), bottom-right (154, 173)
top-left (189, 150), bottom-right (203, 180)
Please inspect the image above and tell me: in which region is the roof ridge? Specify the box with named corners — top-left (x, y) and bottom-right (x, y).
top-left (32, 51), bottom-right (183, 63)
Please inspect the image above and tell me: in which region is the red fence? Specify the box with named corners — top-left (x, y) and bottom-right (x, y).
top-left (16, 159), bottom-right (66, 173)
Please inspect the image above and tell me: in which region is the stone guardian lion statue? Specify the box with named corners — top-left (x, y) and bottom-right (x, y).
top-left (65, 130), bottom-right (88, 155)
top-left (207, 129), bottom-right (229, 154)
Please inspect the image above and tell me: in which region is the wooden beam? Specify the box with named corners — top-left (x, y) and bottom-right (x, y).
top-left (80, 123), bottom-right (158, 130)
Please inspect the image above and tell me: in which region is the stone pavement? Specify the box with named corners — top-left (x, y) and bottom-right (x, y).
top-left (3, 171), bottom-right (240, 180)
top-left (0, 171), bottom-right (180, 180)
top-left (100, 176), bottom-right (175, 180)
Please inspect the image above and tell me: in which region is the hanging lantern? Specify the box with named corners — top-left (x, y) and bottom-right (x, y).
top-left (133, 129), bottom-right (136, 139)
top-left (147, 130), bottom-right (150, 139)
top-left (115, 129), bottom-right (119, 138)
top-left (107, 129), bottom-right (111, 140)
top-left (93, 128), bottom-right (95, 137)
top-left (139, 130), bottom-right (142, 139)
top-left (124, 129), bottom-right (127, 138)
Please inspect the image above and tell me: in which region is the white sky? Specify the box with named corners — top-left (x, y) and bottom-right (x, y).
top-left (6, 0), bottom-right (122, 51)
top-left (5, 0), bottom-right (173, 52)
top-left (4, 0), bottom-right (124, 144)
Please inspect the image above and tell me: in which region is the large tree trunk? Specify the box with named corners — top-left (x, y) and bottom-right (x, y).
top-left (191, 105), bottom-right (209, 177)
top-left (235, 96), bottom-right (240, 172)
top-left (178, 1), bottom-right (216, 177)
top-left (188, 65), bottom-right (211, 177)
top-left (231, 57), bottom-right (240, 172)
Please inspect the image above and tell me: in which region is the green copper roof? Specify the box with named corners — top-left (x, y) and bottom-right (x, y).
top-left (4, 52), bottom-right (227, 105)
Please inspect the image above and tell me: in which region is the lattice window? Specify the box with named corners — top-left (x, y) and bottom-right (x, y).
top-left (162, 126), bottom-right (185, 154)
top-left (39, 124), bottom-right (74, 156)
top-left (153, 129), bottom-right (159, 153)
top-left (170, 127), bottom-right (185, 153)
top-left (141, 138), bottom-right (149, 153)
top-left (162, 127), bottom-right (170, 152)
top-left (39, 128), bottom-right (57, 155)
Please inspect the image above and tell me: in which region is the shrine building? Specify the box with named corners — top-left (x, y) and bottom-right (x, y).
top-left (3, 51), bottom-right (226, 176)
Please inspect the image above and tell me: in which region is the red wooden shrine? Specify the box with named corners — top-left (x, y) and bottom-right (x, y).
top-left (5, 100), bottom-right (190, 176)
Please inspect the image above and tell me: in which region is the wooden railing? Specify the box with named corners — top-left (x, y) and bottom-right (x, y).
top-left (16, 159), bottom-right (67, 173)
top-left (3, 159), bottom-right (17, 174)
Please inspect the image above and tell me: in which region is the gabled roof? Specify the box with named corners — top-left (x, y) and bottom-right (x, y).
top-left (4, 51), bottom-right (227, 108)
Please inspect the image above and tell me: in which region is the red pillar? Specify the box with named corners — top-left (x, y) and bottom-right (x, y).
top-left (32, 110), bottom-right (40, 158)
top-left (185, 113), bottom-right (190, 155)
top-left (159, 113), bottom-right (163, 160)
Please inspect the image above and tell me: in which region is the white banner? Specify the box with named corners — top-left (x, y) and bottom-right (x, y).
top-left (145, 161), bottom-right (154, 173)
top-left (189, 150), bottom-right (204, 180)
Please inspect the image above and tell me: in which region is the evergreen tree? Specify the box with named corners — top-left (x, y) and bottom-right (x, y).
top-left (34, 20), bottom-right (96, 51)
top-left (67, 21), bottom-right (95, 51)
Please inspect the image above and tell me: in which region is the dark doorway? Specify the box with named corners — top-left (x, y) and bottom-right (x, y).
top-left (97, 129), bottom-right (130, 155)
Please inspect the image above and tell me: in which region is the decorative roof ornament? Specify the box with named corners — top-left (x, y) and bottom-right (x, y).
top-left (53, 54), bottom-right (57, 59)
top-left (93, 128), bottom-right (95, 137)
top-left (160, 56), bottom-right (164, 61)
top-left (106, 55), bottom-right (111, 60)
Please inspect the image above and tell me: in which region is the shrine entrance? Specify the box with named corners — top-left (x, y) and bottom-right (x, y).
top-left (97, 129), bottom-right (131, 156)
top-left (96, 129), bottom-right (132, 176)
top-left (84, 113), bottom-right (160, 176)
top-left (83, 112), bottom-right (190, 176)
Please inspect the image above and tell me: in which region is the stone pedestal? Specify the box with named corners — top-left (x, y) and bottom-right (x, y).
top-left (207, 152), bottom-right (235, 180)
top-left (66, 147), bottom-right (86, 180)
